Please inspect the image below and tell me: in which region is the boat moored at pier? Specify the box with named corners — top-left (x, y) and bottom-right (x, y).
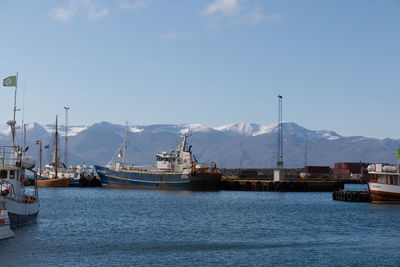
top-left (0, 74), bottom-right (40, 227)
top-left (367, 163), bottom-right (400, 203)
top-left (37, 116), bottom-right (69, 187)
top-left (95, 128), bottom-right (220, 190)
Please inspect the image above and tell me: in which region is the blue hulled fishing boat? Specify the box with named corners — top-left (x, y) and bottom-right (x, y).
top-left (95, 127), bottom-right (220, 190)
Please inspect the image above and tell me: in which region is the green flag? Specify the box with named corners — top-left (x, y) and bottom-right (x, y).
top-left (396, 148), bottom-right (400, 160)
top-left (3, 76), bottom-right (17, 87)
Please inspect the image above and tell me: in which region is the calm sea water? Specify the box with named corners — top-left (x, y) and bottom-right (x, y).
top-left (1, 188), bottom-right (400, 266)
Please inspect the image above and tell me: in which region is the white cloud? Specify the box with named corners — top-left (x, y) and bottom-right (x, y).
top-left (204, 0), bottom-right (240, 16)
top-left (51, 0), bottom-right (109, 22)
top-left (51, 7), bottom-right (75, 22)
top-left (161, 32), bottom-right (178, 40)
top-left (234, 9), bottom-right (286, 25)
top-left (119, 0), bottom-right (147, 10)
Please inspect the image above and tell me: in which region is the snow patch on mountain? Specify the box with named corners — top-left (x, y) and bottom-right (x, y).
top-left (44, 125), bottom-right (88, 137)
top-left (318, 131), bottom-right (340, 141)
top-left (62, 126), bottom-right (88, 136)
top-left (180, 124), bottom-right (212, 134)
top-left (0, 125), bottom-right (10, 135)
top-left (130, 126), bottom-right (144, 133)
top-left (253, 123), bottom-right (278, 136)
top-left (214, 123), bottom-right (258, 136)
top-left (25, 122), bottom-right (36, 130)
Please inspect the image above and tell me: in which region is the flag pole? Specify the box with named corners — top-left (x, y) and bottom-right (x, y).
top-left (40, 139), bottom-right (42, 177)
top-left (13, 72), bottom-right (18, 122)
top-left (11, 72), bottom-right (18, 146)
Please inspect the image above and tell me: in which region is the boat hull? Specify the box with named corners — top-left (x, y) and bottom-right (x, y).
top-left (95, 166), bottom-right (220, 190)
top-left (0, 211), bottom-right (14, 240)
top-left (2, 197), bottom-right (40, 227)
top-left (368, 182), bottom-right (400, 203)
top-left (37, 178), bottom-right (70, 187)
top-left (69, 178), bottom-right (80, 187)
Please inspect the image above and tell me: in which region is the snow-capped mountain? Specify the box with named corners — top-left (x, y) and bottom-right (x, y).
top-left (0, 121), bottom-right (398, 168)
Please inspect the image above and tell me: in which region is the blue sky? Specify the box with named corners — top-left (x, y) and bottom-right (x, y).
top-left (0, 0), bottom-right (399, 139)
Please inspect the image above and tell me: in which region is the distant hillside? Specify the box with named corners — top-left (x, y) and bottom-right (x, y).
top-left (0, 121), bottom-right (398, 168)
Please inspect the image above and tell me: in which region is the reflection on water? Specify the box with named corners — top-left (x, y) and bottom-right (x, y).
top-left (1, 188), bottom-right (400, 266)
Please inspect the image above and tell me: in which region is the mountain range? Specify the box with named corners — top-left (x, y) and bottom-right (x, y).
top-left (0, 121), bottom-right (398, 168)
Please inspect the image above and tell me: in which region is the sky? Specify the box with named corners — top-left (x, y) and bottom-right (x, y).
top-left (0, 0), bottom-right (399, 139)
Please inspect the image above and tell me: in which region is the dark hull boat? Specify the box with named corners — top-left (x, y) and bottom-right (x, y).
top-left (95, 166), bottom-right (220, 190)
top-left (95, 128), bottom-right (221, 190)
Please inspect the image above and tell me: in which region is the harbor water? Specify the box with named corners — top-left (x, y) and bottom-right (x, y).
top-left (1, 188), bottom-right (400, 266)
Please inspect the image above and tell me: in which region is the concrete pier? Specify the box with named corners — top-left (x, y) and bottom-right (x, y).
top-left (220, 178), bottom-right (342, 192)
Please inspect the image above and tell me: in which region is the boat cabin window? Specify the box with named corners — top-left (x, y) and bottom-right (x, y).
top-left (157, 156), bottom-right (170, 162)
top-left (9, 170), bottom-right (15, 179)
top-left (0, 170), bottom-right (7, 179)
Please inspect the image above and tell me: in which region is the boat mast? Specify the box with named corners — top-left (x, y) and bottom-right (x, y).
top-left (122, 121), bottom-right (128, 166)
top-left (11, 73), bottom-right (18, 147)
top-left (64, 106), bottom-right (70, 167)
top-left (23, 124), bottom-right (26, 153)
top-left (55, 116), bottom-right (58, 178)
top-left (39, 139), bottom-right (42, 177)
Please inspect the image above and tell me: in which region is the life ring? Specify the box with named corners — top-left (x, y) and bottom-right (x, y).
top-left (167, 164), bottom-right (170, 168)
top-left (184, 159), bottom-right (187, 163)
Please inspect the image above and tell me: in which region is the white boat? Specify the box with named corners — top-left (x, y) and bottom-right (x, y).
top-left (0, 74), bottom-right (40, 226)
top-left (0, 199), bottom-right (14, 240)
top-left (367, 163), bottom-right (400, 203)
top-left (0, 133), bottom-right (40, 227)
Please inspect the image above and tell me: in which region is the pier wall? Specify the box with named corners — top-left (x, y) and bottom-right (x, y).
top-left (221, 168), bottom-right (302, 179)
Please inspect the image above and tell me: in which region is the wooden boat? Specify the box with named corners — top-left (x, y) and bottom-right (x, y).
top-left (37, 116), bottom-right (70, 187)
top-left (367, 163), bottom-right (400, 203)
top-left (36, 177), bottom-right (70, 187)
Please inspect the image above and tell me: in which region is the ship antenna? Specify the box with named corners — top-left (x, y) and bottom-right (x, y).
top-left (64, 106), bottom-right (70, 167)
top-left (55, 116), bottom-right (58, 178)
top-left (106, 121), bottom-right (129, 168)
top-left (122, 121), bottom-right (128, 166)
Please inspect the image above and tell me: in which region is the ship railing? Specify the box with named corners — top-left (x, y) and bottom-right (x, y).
top-left (0, 179), bottom-right (37, 202)
top-left (124, 165), bottom-right (155, 171)
top-left (0, 145), bottom-right (20, 167)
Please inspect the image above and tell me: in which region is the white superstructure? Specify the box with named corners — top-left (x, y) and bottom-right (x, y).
top-left (367, 163), bottom-right (400, 203)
